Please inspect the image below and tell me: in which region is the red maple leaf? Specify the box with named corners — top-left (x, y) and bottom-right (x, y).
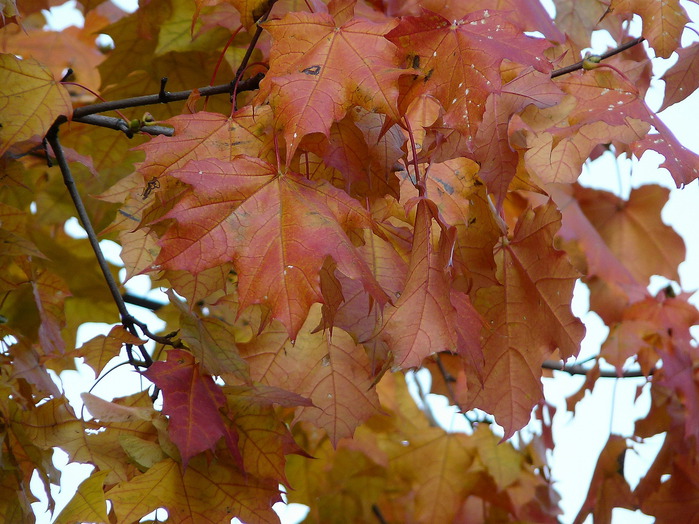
top-left (258, 3), bottom-right (403, 161)
top-left (156, 156), bottom-right (389, 338)
top-left (386, 9), bottom-right (553, 141)
top-left (143, 349), bottom-right (242, 469)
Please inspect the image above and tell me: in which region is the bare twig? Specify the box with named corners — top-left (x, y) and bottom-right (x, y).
top-left (71, 73), bottom-right (264, 120)
top-left (551, 36), bottom-right (645, 78)
top-left (230, 1), bottom-right (277, 109)
top-left (433, 354), bottom-right (476, 428)
top-left (542, 359), bottom-right (650, 378)
top-left (123, 293), bottom-right (165, 311)
top-left (72, 114), bottom-right (174, 137)
top-left (45, 125), bottom-right (153, 368)
top-left (372, 504), bottom-right (388, 524)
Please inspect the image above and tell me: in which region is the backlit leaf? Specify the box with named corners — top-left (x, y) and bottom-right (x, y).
top-left (53, 470), bottom-right (109, 524)
top-left (240, 304), bottom-right (381, 445)
top-left (0, 54), bottom-right (71, 156)
top-left (142, 349), bottom-right (241, 469)
top-left (107, 457), bottom-right (282, 524)
top-left (468, 202), bottom-right (585, 437)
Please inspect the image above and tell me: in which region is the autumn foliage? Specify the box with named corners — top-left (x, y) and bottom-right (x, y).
top-left (1, 0), bottom-right (699, 521)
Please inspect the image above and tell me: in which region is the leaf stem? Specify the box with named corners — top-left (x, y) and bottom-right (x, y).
top-left (403, 117), bottom-right (424, 195)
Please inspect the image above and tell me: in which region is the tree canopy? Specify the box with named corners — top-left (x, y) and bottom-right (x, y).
top-left (1, 0), bottom-right (699, 522)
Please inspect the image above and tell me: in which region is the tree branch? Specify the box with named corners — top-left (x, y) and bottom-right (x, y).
top-left (123, 293), bottom-right (165, 311)
top-left (433, 354), bottom-right (476, 428)
top-left (72, 114), bottom-right (174, 137)
top-left (551, 36), bottom-right (645, 78)
top-left (230, 1), bottom-right (276, 109)
top-left (71, 73), bottom-right (264, 120)
top-left (45, 125), bottom-right (153, 368)
top-left (542, 359), bottom-right (650, 378)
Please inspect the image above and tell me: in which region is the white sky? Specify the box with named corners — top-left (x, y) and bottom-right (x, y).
top-left (32, 1), bottom-right (699, 523)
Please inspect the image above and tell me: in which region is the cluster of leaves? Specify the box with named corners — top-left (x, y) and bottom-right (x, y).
top-left (1, 0), bottom-right (699, 521)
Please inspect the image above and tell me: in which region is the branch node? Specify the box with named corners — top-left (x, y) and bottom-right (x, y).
top-left (159, 77), bottom-right (169, 103)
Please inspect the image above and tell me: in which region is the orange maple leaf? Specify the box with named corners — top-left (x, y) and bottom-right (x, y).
top-left (239, 305), bottom-right (382, 446)
top-left (373, 198), bottom-right (459, 368)
top-left (468, 202), bottom-right (585, 437)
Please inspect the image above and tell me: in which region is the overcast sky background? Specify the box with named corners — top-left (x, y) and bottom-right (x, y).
top-left (32, 0), bottom-right (699, 522)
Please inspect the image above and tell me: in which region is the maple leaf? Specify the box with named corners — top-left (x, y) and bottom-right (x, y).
top-left (552, 0), bottom-right (610, 48)
top-left (549, 184), bottom-right (649, 323)
top-left (76, 325), bottom-right (146, 376)
top-left (641, 457), bottom-right (699, 520)
top-left (373, 198), bottom-right (459, 368)
top-left (7, 337), bottom-right (61, 398)
top-left (574, 435), bottom-right (636, 523)
top-left (123, 107), bottom-right (273, 228)
top-left (301, 112), bottom-right (404, 198)
top-left (655, 344), bottom-right (699, 444)
top-left (0, 54), bottom-right (72, 156)
top-left (473, 67), bottom-right (564, 207)
top-left (572, 184), bottom-right (685, 285)
top-left (107, 457), bottom-right (282, 524)
top-left (172, 295), bottom-right (250, 381)
top-left (155, 0), bottom-right (231, 56)
top-left (659, 42), bottom-right (699, 112)
top-left (239, 304), bottom-right (382, 446)
top-left (468, 202), bottom-right (585, 437)
top-left (424, 0), bottom-right (565, 42)
top-left (229, 0), bottom-right (271, 31)
top-left (632, 119), bottom-right (699, 188)
top-left (423, 157), bottom-right (503, 291)
top-left (142, 349), bottom-right (242, 469)
top-left (19, 395), bottom-right (152, 485)
top-left (611, 0), bottom-right (688, 58)
top-left (157, 155), bottom-right (388, 338)
top-left (53, 470), bottom-right (109, 524)
top-left (550, 68), bottom-right (699, 187)
top-left (31, 269), bottom-right (70, 356)
top-left (386, 9), bottom-right (553, 141)
top-left (225, 385), bottom-right (309, 484)
top-left (258, 5), bottom-right (403, 161)
top-left (2, 26), bottom-right (105, 92)
top-left (599, 320), bottom-right (655, 375)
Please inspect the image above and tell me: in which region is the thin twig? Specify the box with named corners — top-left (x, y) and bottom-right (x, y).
top-left (72, 114), bottom-right (174, 137)
top-left (123, 293), bottom-right (165, 311)
top-left (230, 1), bottom-right (277, 109)
top-left (71, 73), bottom-right (263, 119)
top-left (371, 504), bottom-right (388, 524)
top-left (45, 125), bottom-right (153, 368)
top-left (433, 354), bottom-right (476, 428)
top-left (551, 36), bottom-right (645, 78)
top-left (542, 359), bottom-right (650, 378)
